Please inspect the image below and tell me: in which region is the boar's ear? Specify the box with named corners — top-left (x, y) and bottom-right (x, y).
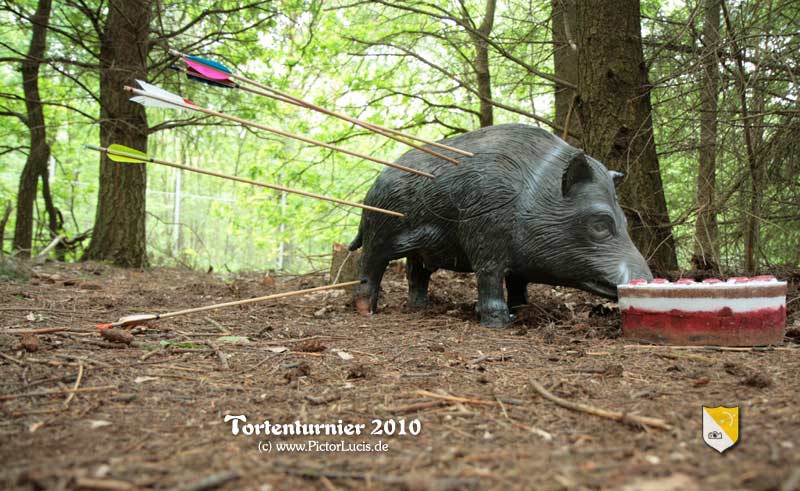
top-left (562, 152), bottom-right (593, 197)
top-left (609, 170), bottom-right (625, 188)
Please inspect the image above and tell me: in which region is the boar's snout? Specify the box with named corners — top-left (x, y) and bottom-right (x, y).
top-left (584, 251), bottom-right (653, 300)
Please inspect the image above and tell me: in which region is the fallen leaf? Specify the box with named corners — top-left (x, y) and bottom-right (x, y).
top-left (20, 334), bottom-right (39, 352)
top-left (101, 328), bottom-right (133, 345)
top-left (216, 336), bottom-right (250, 344)
top-left (295, 341), bottom-right (326, 352)
top-left (335, 350), bottom-right (353, 360)
top-left (265, 346), bottom-right (289, 353)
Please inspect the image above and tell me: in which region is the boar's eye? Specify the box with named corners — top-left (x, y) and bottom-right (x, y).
top-left (588, 213), bottom-right (616, 240)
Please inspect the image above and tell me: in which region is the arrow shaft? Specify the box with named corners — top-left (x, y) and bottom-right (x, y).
top-left (121, 280), bottom-right (362, 326)
top-left (168, 49), bottom-right (472, 158)
top-left (126, 86), bottom-right (434, 179)
top-left (233, 74), bottom-right (473, 159)
top-left (90, 145), bottom-right (405, 218)
top-left (233, 83), bottom-right (461, 165)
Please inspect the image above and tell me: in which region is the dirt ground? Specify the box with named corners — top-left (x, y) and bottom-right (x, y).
top-left (1, 260), bottom-right (799, 491)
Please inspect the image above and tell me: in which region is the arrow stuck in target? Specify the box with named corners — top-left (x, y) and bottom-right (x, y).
top-left (84, 143), bottom-right (405, 218)
top-left (126, 80), bottom-right (435, 179)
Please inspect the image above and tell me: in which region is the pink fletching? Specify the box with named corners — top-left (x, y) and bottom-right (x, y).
top-left (628, 279), bottom-right (648, 285)
top-left (184, 58), bottom-right (231, 81)
top-left (675, 278), bottom-right (695, 285)
top-left (702, 278), bottom-right (722, 284)
top-left (651, 278), bottom-right (669, 284)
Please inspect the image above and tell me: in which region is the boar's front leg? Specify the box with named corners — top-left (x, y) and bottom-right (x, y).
top-left (406, 253), bottom-right (433, 310)
top-left (505, 275), bottom-right (528, 313)
top-left (476, 269), bottom-right (511, 328)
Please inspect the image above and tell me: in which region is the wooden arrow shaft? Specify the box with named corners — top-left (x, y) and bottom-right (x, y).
top-left (233, 82), bottom-right (461, 165)
top-left (91, 145), bottom-right (404, 218)
top-left (114, 280), bottom-right (362, 327)
top-left (125, 86), bottom-right (434, 179)
top-left (233, 74), bottom-right (472, 158)
top-left (168, 49), bottom-right (472, 158)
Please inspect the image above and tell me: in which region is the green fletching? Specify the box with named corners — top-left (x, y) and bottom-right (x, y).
top-left (107, 144), bottom-right (148, 163)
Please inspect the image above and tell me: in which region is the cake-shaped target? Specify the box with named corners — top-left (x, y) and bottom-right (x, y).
top-left (618, 276), bottom-right (787, 346)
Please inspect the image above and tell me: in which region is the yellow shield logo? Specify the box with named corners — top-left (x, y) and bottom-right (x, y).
top-left (702, 406), bottom-right (739, 453)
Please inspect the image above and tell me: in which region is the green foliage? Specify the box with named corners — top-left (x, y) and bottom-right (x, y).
top-left (1, 0), bottom-right (797, 273)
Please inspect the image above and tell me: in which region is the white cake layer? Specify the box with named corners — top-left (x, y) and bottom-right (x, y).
top-left (622, 279), bottom-right (783, 289)
top-left (619, 296), bottom-right (786, 313)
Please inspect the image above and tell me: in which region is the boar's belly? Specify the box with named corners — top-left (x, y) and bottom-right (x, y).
top-left (418, 247), bottom-right (473, 273)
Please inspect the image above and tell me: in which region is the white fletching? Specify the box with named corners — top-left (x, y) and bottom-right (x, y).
top-left (130, 79), bottom-right (194, 110)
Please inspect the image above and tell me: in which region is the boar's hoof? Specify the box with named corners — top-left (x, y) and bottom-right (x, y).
top-left (407, 296), bottom-right (432, 311)
top-left (480, 310), bottom-right (512, 328)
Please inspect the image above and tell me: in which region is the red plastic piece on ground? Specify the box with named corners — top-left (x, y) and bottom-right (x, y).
top-left (96, 323), bottom-right (112, 330)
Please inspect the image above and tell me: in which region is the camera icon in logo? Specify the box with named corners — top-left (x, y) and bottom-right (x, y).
top-left (707, 430), bottom-right (723, 440)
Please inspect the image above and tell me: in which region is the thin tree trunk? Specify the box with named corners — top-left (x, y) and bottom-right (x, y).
top-left (83, 0), bottom-right (150, 268)
top-left (719, 0), bottom-right (761, 274)
top-left (12, 0), bottom-right (52, 258)
top-left (0, 201), bottom-right (12, 256)
top-left (574, 0), bottom-right (678, 274)
top-left (692, 0), bottom-right (721, 272)
top-left (551, 0), bottom-right (582, 145)
top-left (465, 0), bottom-right (496, 127)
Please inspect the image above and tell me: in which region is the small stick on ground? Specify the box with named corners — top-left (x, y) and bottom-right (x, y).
top-left (415, 389), bottom-right (498, 407)
top-left (174, 470), bottom-right (240, 491)
top-left (0, 384), bottom-right (117, 401)
top-left (204, 316), bottom-right (230, 334)
top-left (530, 380), bottom-right (671, 431)
top-left (72, 477), bottom-right (139, 491)
top-left (0, 327), bottom-right (74, 335)
top-left (206, 342), bottom-right (230, 370)
top-left (0, 351), bottom-right (24, 366)
top-left (62, 361), bottom-right (84, 409)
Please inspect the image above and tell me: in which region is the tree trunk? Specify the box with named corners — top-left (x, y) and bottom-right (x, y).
top-left (551, 0), bottom-right (582, 145)
top-left (692, 0), bottom-right (721, 272)
top-left (12, 0), bottom-right (52, 258)
top-left (83, 0), bottom-right (150, 268)
top-left (719, 0), bottom-right (762, 274)
top-left (574, 0), bottom-right (678, 274)
top-left (465, 0), bottom-right (496, 127)
top-left (0, 200), bottom-right (12, 255)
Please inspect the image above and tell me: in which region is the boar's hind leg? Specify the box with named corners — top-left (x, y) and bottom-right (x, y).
top-left (355, 251), bottom-right (389, 314)
top-left (476, 270), bottom-right (511, 328)
top-left (406, 254), bottom-right (433, 310)
top-left (505, 275), bottom-right (528, 313)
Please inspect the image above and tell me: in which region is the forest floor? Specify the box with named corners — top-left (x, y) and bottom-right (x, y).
top-left (1, 260), bottom-right (799, 491)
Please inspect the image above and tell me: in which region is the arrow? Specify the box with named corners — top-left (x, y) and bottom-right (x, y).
top-left (84, 143), bottom-right (405, 218)
top-left (126, 82), bottom-right (435, 179)
top-left (171, 64), bottom-right (462, 166)
top-left (169, 49), bottom-right (473, 160)
top-left (130, 79), bottom-right (197, 110)
top-left (96, 280), bottom-right (363, 329)
top-left (173, 67), bottom-right (462, 167)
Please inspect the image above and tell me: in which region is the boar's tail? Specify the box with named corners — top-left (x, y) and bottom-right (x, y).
top-left (348, 230), bottom-right (363, 251)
